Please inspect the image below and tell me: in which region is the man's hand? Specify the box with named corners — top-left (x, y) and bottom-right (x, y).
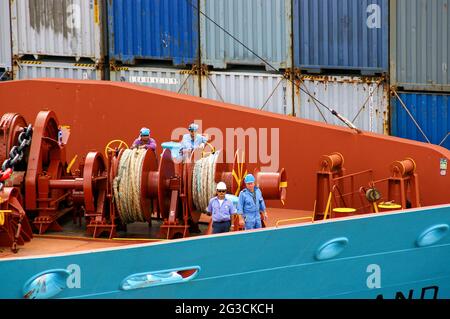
top-left (262, 212), bottom-right (268, 220)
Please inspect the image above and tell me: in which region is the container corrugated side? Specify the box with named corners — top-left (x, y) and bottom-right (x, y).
top-left (201, 71), bottom-right (293, 115)
top-left (294, 0), bottom-right (389, 74)
top-left (391, 92), bottom-right (450, 149)
top-left (294, 75), bottom-right (389, 134)
top-left (108, 0), bottom-right (198, 66)
top-left (11, 0), bottom-right (104, 62)
top-left (13, 60), bottom-right (102, 80)
top-left (390, 0), bottom-right (450, 92)
top-left (200, 0), bottom-right (291, 71)
top-left (110, 66), bottom-right (199, 96)
top-left (0, 0), bottom-right (12, 73)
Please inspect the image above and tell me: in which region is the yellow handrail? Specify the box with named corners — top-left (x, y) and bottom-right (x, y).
top-left (201, 142), bottom-right (216, 158)
top-left (112, 237), bottom-right (168, 242)
top-left (0, 210), bottom-right (12, 226)
top-left (67, 155), bottom-right (78, 174)
top-left (232, 150), bottom-right (247, 196)
top-left (276, 217), bottom-right (314, 227)
top-left (323, 192), bottom-right (333, 220)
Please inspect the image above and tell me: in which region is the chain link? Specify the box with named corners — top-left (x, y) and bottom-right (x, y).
top-left (0, 125), bottom-right (33, 191)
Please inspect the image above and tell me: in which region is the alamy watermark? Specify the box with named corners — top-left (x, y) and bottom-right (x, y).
top-left (171, 120), bottom-right (280, 172)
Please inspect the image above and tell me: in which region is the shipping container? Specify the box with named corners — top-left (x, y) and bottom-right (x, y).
top-left (110, 65), bottom-right (199, 96)
top-left (10, 0), bottom-right (104, 62)
top-left (294, 75), bottom-right (389, 134)
top-left (0, 0), bottom-right (12, 75)
top-left (390, 0), bottom-right (450, 92)
top-left (201, 70), bottom-right (293, 115)
top-left (108, 0), bottom-right (198, 66)
top-left (391, 92), bottom-right (450, 149)
top-left (13, 60), bottom-right (103, 80)
top-left (294, 0), bottom-right (389, 74)
top-left (200, 0), bottom-right (291, 71)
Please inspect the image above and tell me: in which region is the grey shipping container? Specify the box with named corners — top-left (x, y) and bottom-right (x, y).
top-left (0, 0), bottom-right (12, 78)
top-left (294, 75), bottom-right (389, 134)
top-left (201, 70), bottom-right (293, 115)
top-left (200, 0), bottom-right (292, 71)
top-left (11, 0), bottom-right (105, 62)
top-left (110, 66), bottom-right (199, 97)
top-left (13, 60), bottom-right (102, 80)
top-left (390, 0), bottom-right (450, 92)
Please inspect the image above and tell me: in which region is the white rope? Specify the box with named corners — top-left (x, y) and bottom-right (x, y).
top-left (192, 151), bottom-right (220, 212)
top-left (113, 149), bottom-right (149, 224)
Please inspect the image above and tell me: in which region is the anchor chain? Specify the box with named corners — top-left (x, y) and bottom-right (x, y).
top-left (0, 124), bottom-right (33, 191)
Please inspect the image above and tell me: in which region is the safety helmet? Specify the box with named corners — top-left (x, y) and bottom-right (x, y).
top-left (216, 182), bottom-right (227, 191)
top-left (244, 174), bottom-right (255, 184)
top-left (188, 123), bottom-right (199, 132)
top-left (140, 127), bottom-right (150, 136)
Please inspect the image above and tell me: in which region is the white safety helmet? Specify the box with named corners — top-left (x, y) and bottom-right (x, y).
top-left (216, 182), bottom-right (227, 191)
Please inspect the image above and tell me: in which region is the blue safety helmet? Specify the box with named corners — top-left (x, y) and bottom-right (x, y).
top-left (140, 127), bottom-right (150, 136)
top-left (188, 123), bottom-right (199, 132)
top-left (244, 174), bottom-right (255, 184)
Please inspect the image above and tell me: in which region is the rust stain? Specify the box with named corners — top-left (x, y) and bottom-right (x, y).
top-left (28, 0), bottom-right (72, 37)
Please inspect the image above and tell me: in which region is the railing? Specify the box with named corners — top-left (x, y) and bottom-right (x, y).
top-left (331, 169), bottom-right (374, 214)
top-left (276, 217), bottom-right (314, 228)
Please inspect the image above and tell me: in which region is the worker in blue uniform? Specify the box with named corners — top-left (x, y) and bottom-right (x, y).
top-left (207, 182), bottom-right (236, 234)
top-left (179, 123), bottom-right (208, 155)
top-left (237, 174), bottom-right (268, 230)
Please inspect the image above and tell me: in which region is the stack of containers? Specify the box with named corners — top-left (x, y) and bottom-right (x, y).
top-left (390, 0), bottom-right (450, 149)
top-left (108, 0), bottom-right (200, 95)
top-left (200, 0), bottom-right (390, 133)
top-left (0, 0), bottom-right (12, 80)
top-left (9, 0), bottom-right (105, 81)
top-left (292, 0), bottom-right (390, 134)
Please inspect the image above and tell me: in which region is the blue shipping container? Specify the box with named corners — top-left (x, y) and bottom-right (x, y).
top-left (391, 93), bottom-right (450, 150)
top-left (294, 0), bottom-right (389, 74)
top-left (108, 0), bottom-right (199, 66)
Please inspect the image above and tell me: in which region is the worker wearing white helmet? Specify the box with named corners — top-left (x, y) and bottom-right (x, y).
top-left (179, 123), bottom-right (209, 155)
top-left (206, 182), bottom-right (236, 234)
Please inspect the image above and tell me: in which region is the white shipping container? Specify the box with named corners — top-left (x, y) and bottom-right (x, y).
top-left (0, 0), bottom-right (12, 72)
top-left (11, 0), bottom-right (104, 62)
top-left (110, 66), bottom-right (199, 97)
top-left (294, 75), bottom-right (389, 134)
top-left (201, 71), bottom-right (293, 115)
top-left (14, 60), bottom-right (102, 80)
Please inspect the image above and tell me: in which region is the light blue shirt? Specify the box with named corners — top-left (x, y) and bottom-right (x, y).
top-left (207, 197), bottom-right (235, 222)
top-left (238, 187), bottom-right (266, 216)
top-left (180, 133), bottom-right (208, 152)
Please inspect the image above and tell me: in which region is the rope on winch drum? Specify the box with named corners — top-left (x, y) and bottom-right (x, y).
top-left (113, 149), bottom-right (150, 224)
top-left (192, 151), bottom-right (220, 213)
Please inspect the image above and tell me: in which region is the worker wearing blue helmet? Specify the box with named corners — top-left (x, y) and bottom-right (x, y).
top-left (132, 127), bottom-right (157, 151)
top-left (237, 174), bottom-right (268, 230)
top-left (179, 123), bottom-right (209, 155)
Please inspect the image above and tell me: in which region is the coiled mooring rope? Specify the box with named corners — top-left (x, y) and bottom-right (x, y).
top-left (113, 149), bottom-right (150, 224)
top-left (192, 151), bottom-right (220, 212)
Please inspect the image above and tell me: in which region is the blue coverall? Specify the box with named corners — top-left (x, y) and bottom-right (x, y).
top-left (237, 187), bottom-right (266, 230)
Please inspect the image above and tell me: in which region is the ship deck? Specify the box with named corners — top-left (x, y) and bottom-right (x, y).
top-left (0, 208), bottom-right (314, 259)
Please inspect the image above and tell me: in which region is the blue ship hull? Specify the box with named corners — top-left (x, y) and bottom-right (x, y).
top-left (1, 204), bottom-right (450, 299)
